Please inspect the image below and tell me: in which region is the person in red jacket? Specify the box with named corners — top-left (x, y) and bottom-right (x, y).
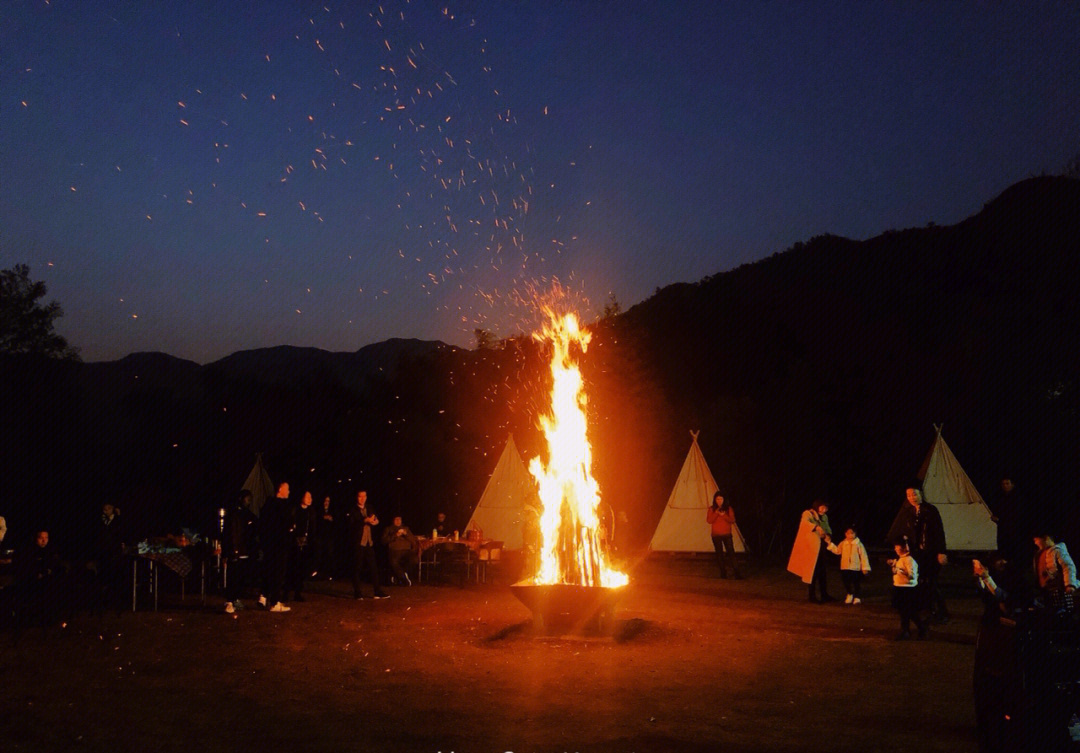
top-left (706, 492), bottom-right (742, 579)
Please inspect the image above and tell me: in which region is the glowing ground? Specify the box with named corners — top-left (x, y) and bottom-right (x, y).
top-left (0, 557), bottom-right (981, 753)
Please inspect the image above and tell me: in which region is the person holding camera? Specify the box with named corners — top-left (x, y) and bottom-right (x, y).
top-left (706, 492), bottom-right (741, 579)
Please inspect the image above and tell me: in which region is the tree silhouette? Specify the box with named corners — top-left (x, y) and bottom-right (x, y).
top-left (474, 328), bottom-right (496, 350)
top-left (0, 264), bottom-right (79, 359)
top-left (1064, 152), bottom-right (1080, 179)
top-left (601, 294), bottom-right (622, 320)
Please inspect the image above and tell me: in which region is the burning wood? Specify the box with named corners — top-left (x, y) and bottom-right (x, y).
top-left (523, 309), bottom-right (627, 589)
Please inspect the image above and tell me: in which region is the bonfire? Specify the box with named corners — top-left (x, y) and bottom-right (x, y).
top-left (511, 309), bottom-right (627, 630)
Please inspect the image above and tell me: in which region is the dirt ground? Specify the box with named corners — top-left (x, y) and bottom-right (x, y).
top-left (0, 556), bottom-right (984, 753)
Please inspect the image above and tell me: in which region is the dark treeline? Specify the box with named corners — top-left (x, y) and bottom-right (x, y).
top-left (2, 176), bottom-right (1078, 560)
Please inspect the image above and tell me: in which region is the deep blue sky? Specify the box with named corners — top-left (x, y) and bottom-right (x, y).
top-left (2, 1), bottom-right (1078, 363)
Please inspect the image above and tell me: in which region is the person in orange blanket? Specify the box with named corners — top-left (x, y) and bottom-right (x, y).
top-left (706, 492), bottom-right (742, 579)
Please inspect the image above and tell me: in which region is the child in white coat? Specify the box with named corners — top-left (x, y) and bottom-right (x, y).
top-left (828, 526), bottom-right (871, 604)
top-left (888, 542), bottom-right (927, 640)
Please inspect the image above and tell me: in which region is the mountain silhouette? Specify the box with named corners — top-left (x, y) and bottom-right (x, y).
top-left (2, 177), bottom-right (1077, 556)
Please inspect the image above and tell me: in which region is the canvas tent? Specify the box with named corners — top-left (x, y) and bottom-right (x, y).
top-left (242, 452), bottom-right (275, 517)
top-left (464, 435), bottom-right (540, 551)
top-left (650, 431), bottom-right (747, 553)
top-left (916, 425), bottom-right (997, 551)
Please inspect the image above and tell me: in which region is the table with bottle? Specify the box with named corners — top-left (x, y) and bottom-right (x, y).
top-left (416, 531), bottom-right (496, 583)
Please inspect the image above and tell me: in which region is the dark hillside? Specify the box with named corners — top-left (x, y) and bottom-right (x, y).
top-left (2, 177), bottom-right (1077, 560)
top-left (617, 176), bottom-right (1080, 550)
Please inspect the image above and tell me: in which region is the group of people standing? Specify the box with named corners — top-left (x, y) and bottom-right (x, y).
top-left (884, 487), bottom-right (950, 639)
top-left (221, 484), bottom-right (441, 613)
top-left (787, 499), bottom-right (873, 607)
top-left (784, 478), bottom-right (1078, 641)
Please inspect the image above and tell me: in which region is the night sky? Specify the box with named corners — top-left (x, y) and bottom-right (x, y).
top-left (2, 1), bottom-right (1078, 363)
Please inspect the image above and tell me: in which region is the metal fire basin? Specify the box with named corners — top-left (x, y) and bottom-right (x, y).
top-left (510, 581), bottom-right (626, 634)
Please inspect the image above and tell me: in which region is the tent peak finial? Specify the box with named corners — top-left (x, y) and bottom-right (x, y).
top-left (690, 430), bottom-right (700, 441)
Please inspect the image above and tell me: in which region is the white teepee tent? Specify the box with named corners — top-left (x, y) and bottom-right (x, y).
top-left (650, 431), bottom-right (747, 553)
top-left (464, 435), bottom-right (540, 550)
top-left (917, 425), bottom-right (997, 551)
top-left (242, 453), bottom-right (275, 517)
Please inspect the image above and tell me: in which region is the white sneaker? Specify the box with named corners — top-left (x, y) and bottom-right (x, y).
top-left (224, 602), bottom-right (235, 614)
top-left (852, 598), bottom-right (862, 605)
top-left (257, 595), bottom-right (267, 608)
top-left (844, 594), bottom-right (854, 604)
top-left (269, 602), bottom-right (291, 612)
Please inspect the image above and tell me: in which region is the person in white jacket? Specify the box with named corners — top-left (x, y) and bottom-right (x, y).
top-left (888, 542), bottom-right (927, 640)
top-left (827, 526), bottom-right (871, 604)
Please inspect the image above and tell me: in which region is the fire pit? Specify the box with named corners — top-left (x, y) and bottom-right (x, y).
top-left (510, 581), bottom-right (625, 634)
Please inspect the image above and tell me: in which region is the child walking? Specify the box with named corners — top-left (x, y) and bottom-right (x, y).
top-left (888, 542), bottom-right (927, 640)
top-left (828, 526), bottom-right (871, 604)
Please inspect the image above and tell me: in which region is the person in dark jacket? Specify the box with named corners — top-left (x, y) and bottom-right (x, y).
top-left (14, 528), bottom-right (67, 629)
top-left (348, 490), bottom-right (388, 599)
top-left (972, 556), bottom-right (1026, 753)
top-left (222, 490), bottom-right (259, 613)
top-left (313, 495), bottom-right (337, 580)
top-left (258, 483), bottom-right (292, 612)
top-left (285, 491), bottom-right (317, 601)
top-left (433, 511), bottom-right (452, 538)
top-left (90, 502), bottom-right (126, 611)
top-left (381, 515), bottom-right (418, 586)
top-left (887, 486), bottom-right (949, 624)
top-left (991, 475), bottom-right (1030, 577)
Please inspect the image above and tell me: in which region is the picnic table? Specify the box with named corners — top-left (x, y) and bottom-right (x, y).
top-left (127, 545), bottom-right (212, 611)
top-left (416, 536), bottom-right (503, 584)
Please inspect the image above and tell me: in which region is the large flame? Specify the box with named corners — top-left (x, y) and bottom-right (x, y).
top-left (527, 311), bottom-right (628, 588)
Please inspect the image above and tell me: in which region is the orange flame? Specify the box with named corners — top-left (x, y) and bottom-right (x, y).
top-left (527, 311), bottom-right (628, 588)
